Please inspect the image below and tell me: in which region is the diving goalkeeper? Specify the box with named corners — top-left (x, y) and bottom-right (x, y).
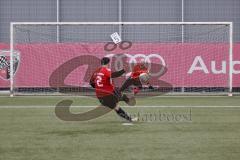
top-left (90, 57), bottom-right (137, 122)
top-left (120, 59), bottom-right (153, 94)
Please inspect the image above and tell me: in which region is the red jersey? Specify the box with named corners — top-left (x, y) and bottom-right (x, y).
top-left (90, 67), bottom-right (114, 97)
top-left (131, 64), bottom-right (148, 79)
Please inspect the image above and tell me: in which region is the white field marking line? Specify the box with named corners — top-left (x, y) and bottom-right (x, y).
top-left (0, 105), bottom-right (239, 108)
top-left (122, 123), bottom-right (134, 126)
top-left (1, 95), bottom-right (239, 98)
top-left (156, 94), bottom-right (238, 97)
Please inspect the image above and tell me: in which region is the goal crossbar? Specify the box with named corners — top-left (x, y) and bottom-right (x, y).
top-left (11, 22), bottom-right (232, 25)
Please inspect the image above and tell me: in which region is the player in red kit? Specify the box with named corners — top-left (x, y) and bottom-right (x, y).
top-left (120, 59), bottom-right (153, 94)
top-left (90, 57), bottom-right (137, 122)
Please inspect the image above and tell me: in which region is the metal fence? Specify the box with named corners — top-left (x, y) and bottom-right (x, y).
top-left (0, 0), bottom-right (240, 42)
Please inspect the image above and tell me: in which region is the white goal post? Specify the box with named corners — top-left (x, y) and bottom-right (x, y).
top-left (9, 22), bottom-right (233, 96)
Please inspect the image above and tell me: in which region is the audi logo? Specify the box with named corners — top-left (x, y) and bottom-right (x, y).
top-left (105, 53), bottom-right (166, 77)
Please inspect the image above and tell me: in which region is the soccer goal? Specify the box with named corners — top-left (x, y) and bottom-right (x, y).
top-left (9, 22), bottom-right (233, 96)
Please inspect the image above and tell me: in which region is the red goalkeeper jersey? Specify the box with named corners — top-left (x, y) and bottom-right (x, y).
top-left (90, 67), bottom-right (114, 97)
top-left (131, 64), bottom-right (148, 79)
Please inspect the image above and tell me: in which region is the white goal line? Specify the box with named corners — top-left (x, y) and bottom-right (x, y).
top-left (0, 106), bottom-right (239, 109)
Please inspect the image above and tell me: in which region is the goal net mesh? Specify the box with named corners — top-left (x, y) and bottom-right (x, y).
top-left (11, 23), bottom-right (231, 96)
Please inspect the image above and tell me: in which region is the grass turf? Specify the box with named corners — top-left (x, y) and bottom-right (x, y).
top-left (0, 96), bottom-right (240, 106)
top-left (0, 96), bottom-right (240, 160)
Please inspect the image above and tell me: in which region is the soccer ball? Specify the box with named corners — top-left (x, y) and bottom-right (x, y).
top-left (139, 73), bottom-right (150, 84)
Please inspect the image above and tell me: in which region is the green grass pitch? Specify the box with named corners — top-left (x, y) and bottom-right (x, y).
top-left (0, 96), bottom-right (240, 160)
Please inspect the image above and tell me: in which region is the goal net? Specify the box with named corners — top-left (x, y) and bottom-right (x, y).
top-left (9, 22), bottom-right (233, 96)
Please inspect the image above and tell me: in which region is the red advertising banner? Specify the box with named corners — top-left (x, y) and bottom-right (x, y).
top-left (0, 43), bottom-right (240, 88)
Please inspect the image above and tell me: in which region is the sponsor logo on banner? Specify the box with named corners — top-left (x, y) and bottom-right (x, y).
top-left (0, 50), bottom-right (20, 80)
top-left (106, 53), bottom-right (166, 77)
top-left (188, 56), bottom-right (240, 74)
